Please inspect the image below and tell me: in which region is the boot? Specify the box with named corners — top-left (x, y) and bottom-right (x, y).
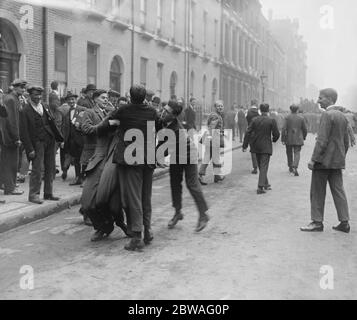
top-left (124, 232), bottom-right (144, 251)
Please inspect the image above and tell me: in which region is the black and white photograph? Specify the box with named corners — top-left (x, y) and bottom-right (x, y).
top-left (0, 0), bottom-right (356, 302)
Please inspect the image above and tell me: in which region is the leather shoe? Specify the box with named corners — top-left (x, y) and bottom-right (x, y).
top-left (5, 189), bottom-right (24, 196)
top-left (300, 222), bottom-right (324, 232)
top-left (144, 228), bottom-right (154, 245)
top-left (70, 178), bottom-right (83, 186)
top-left (44, 194), bottom-right (60, 201)
top-left (252, 169), bottom-right (258, 174)
top-left (214, 176), bottom-right (225, 183)
top-left (168, 212), bottom-right (184, 229)
top-left (289, 167), bottom-right (294, 173)
top-left (264, 185), bottom-right (272, 191)
top-left (333, 222), bottom-right (350, 234)
top-left (124, 238), bottom-right (145, 251)
top-left (257, 188), bottom-right (266, 195)
top-left (61, 171), bottom-right (68, 181)
top-left (294, 169), bottom-right (299, 177)
top-left (196, 213), bottom-right (209, 232)
top-left (198, 175), bottom-right (207, 186)
top-left (29, 196), bottom-right (44, 205)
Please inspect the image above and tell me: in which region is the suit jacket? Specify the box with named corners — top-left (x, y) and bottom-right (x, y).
top-left (0, 92), bottom-right (20, 146)
top-left (61, 105), bottom-right (87, 157)
top-left (311, 106), bottom-right (349, 169)
top-left (237, 110), bottom-right (247, 127)
top-left (183, 105), bottom-right (196, 130)
top-left (111, 103), bottom-right (159, 166)
top-left (80, 104), bottom-right (109, 165)
top-left (20, 102), bottom-right (63, 157)
top-left (243, 114), bottom-right (280, 155)
top-left (281, 113), bottom-right (308, 146)
top-left (246, 107), bottom-right (260, 126)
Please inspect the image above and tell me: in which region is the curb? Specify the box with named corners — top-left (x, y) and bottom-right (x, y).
top-left (0, 145), bottom-right (242, 234)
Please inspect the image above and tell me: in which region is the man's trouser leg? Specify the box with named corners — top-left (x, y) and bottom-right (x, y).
top-left (184, 164), bottom-right (209, 216)
top-left (310, 169), bottom-right (328, 222)
top-left (257, 154), bottom-right (270, 188)
top-left (142, 166), bottom-right (154, 230)
top-left (199, 143), bottom-right (212, 176)
top-left (328, 169), bottom-right (350, 222)
top-left (29, 141), bottom-right (45, 199)
top-left (293, 146), bottom-right (302, 169)
top-left (124, 166), bottom-right (144, 234)
top-left (43, 138), bottom-right (55, 196)
top-left (251, 152), bottom-right (258, 170)
top-left (238, 126), bottom-right (244, 142)
top-left (1, 145), bottom-right (18, 193)
top-left (286, 145), bottom-right (293, 169)
top-left (170, 164), bottom-right (184, 213)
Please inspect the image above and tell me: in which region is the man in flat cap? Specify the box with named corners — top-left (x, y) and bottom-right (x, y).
top-left (20, 86), bottom-right (63, 204)
top-left (78, 84), bottom-right (96, 110)
top-left (61, 91), bottom-right (86, 186)
top-left (0, 79), bottom-right (27, 196)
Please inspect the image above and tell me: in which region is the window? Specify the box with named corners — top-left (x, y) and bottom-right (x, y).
top-left (212, 78), bottom-right (217, 110)
top-left (140, 57), bottom-right (148, 87)
top-left (170, 72), bottom-right (177, 97)
top-left (87, 43), bottom-right (98, 85)
top-left (171, 0), bottom-right (177, 40)
top-left (110, 56), bottom-right (122, 94)
top-left (157, 0), bottom-right (163, 32)
top-left (55, 33), bottom-right (69, 94)
top-left (202, 75), bottom-right (207, 112)
top-left (190, 71), bottom-right (195, 97)
top-left (214, 19), bottom-right (218, 57)
top-left (203, 11), bottom-right (207, 51)
top-left (189, 2), bottom-right (195, 46)
top-left (140, 0), bottom-right (147, 27)
top-left (157, 63), bottom-right (163, 96)
top-left (232, 28), bottom-right (238, 65)
top-left (224, 23), bottom-right (230, 60)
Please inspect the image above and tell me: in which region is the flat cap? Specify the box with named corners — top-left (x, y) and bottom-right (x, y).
top-left (64, 91), bottom-right (78, 100)
top-left (27, 86), bottom-right (44, 94)
top-left (11, 79), bottom-right (28, 87)
top-left (92, 89), bottom-right (107, 99)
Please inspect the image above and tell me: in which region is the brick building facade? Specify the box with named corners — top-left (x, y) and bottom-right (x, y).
top-left (0, 0), bottom-right (307, 112)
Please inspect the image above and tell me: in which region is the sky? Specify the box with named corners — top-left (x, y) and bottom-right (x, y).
top-left (261, 0), bottom-right (357, 105)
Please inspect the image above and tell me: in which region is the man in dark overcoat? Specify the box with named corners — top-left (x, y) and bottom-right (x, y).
top-left (0, 79), bottom-right (27, 195)
top-left (243, 104), bottom-right (280, 195)
top-left (20, 86), bottom-right (63, 204)
top-left (77, 84), bottom-right (96, 109)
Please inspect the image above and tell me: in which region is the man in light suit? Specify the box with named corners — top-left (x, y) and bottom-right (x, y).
top-left (246, 99), bottom-right (260, 174)
top-left (281, 105), bottom-right (308, 176)
top-left (301, 88), bottom-right (351, 233)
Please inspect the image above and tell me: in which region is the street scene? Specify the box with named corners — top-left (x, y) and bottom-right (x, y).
top-left (1, 0), bottom-right (357, 301)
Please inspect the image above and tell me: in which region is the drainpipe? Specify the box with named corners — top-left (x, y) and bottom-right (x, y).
top-left (130, 0), bottom-right (134, 87)
top-left (42, 7), bottom-right (48, 102)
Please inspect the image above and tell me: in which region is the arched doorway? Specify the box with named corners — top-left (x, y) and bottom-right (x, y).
top-left (0, 19), bottom-right (21, 92)
top-left (169, 71), bottom-right (177, 98)
top-left (110, 55), bottom-right (123, 94)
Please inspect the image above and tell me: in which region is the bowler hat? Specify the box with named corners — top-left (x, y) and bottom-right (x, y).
top-left (11, 79), bottom-right (28, 87)
top-left (64, 91), bottom-right (78, 100)
top-left (27, 86), bottom-right (44, 95)
top-left (84, 84), bottom-right (97, 93)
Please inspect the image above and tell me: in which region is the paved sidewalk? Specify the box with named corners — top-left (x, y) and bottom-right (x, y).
top-left (0, 130), bottom-right (242, 234)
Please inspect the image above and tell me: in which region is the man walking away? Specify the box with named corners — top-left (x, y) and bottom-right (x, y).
top-left (246, 99), bottom-right (260, 174)
top-left (301, 88), bottom-right (351, 233)
top-left (243, 104), bottom-right (280, 195)
top-left (237, 106), bottom-right (247, 143)
top-left (282, 105), bottom-right (308, 176)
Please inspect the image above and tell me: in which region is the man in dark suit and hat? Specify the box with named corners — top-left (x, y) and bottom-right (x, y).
top-left (77, 84), bottom-right (96, 109)
top-left (61, 91), bottom-right (86, 186)
top-left (246, 99), bottom-right (260, 174)
top-left (20, 86), bottom-right (63, 204)
top-left (0, 79), bottom-right (27, 196)
top-left (243, 103), bottom-right (280, 194)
